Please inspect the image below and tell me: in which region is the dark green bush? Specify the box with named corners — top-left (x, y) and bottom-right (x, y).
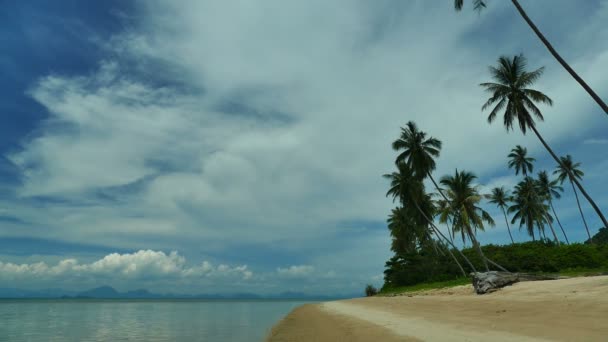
top-left (365, 284), bottom-right (378, 297)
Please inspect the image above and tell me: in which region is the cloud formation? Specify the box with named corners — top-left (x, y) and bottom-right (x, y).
top-left (0, 250), bottom-right (252, 282)
top-left (2, 0), bottom-right (608, 292)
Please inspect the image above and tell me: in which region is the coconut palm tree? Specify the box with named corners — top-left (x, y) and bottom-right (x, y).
top-left (384, 163), bottom-right (474, 275)
top-left (537, 170), bottom-right (569, 244)
top-left (508, 146), bottom-right (535, 177)
top-left (440, 170), bottom-right (495, 271)
top-left (392, 121), bottom-right (447, 199)
top-left (455, 0), bottom-right (608, 116)
top-left (509, 177), bottom-right (549, 241)
top-left (487, 187), bottom-right (514, 244)
top-left (554, 155), bottom-right (592, 242)
top-left (481, 54), bottom-right (608, 230)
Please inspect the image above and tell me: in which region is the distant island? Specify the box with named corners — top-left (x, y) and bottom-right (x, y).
top-left (0, 285), bottom-right (357, 300)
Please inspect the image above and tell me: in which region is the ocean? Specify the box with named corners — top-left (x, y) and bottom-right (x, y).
top-left (0, 299), bottom-right (313, 341)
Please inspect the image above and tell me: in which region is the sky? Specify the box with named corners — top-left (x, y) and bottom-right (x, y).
top-left (1, 0), bottom-right (607, 296)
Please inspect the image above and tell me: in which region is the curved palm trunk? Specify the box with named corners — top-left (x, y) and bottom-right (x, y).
top-left (529, 125), bottom-right (608, 233)
top-left (550, 200), bottom-right (569, 244)
top-left (570, 180), bottom-right (592, 241)
top-left (511, 0), bottom-right (608, 116)
top-left (501, 207), bottom-right (515, 244)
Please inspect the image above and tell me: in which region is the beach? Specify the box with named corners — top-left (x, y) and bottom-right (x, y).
top-left (266, 275), bottom-right (608, 341)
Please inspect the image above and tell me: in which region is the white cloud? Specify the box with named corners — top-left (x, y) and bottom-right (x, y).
top-left (0, 250), bottom-right (252, 282)
top-left (276, 265), bottom-right (314, 278)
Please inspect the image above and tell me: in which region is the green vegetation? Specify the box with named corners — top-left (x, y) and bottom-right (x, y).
top-left (364, 284), bottom-right (378, 297)
top-left (383, 242), bottom-right (608, 289)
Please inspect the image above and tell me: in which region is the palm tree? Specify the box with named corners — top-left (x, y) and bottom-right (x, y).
top-left (509, 177), bottom-right (549, 241)
top-left (508, 145), bottom-right (535, 177)
top-left (481, 54), bottom-right (608, 230)
top-left (455, 0), bottom-right (608, 116)
top-left (554, 155), bottom-right (592, 242)
top-left (537, 170), bottom-right (569, 244)
top-left (487, 187), bottom-right (514, 244)
top-left (384, 163), bottom-right (474, 275)
top-left (392, 121), bottom-right (447, 199)
top-left (440, 170), bottom-right (495, 271)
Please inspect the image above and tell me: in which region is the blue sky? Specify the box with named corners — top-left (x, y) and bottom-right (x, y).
top-left (1, 0), bottom-right (607, 295)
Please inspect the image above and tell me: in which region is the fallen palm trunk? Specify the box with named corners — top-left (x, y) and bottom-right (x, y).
top-left (471, 271), bottom-right (560, 294)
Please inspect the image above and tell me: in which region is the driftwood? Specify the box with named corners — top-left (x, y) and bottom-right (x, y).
top-left (471, 271), bottom-right (560, 294)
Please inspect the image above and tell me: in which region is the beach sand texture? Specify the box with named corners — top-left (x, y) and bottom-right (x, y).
top-left (266, 275), bottom-right (608, 341)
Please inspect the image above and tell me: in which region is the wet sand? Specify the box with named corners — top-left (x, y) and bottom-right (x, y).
top-left (266, 276), bottom-right (608, 341)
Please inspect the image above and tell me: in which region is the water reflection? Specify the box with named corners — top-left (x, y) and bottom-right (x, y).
top-left (0, 300), bottom-right (311, 341)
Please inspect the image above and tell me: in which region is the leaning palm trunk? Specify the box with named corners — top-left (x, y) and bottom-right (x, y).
top-left (413, 202), bottom-right (477, 273)
top-left (428, 172), bottom-right (461, 247)
top-left (529, 125), bottom-right (608, 233)
top-left (470, 233), bottom-right (489, 272)
top-left (430, 230), bottom-right (466, 277)
top-left (544, 212), bottom-right (560, 246)
top-left (550, 200), bottom-right (569, 244)
top-left (510, 0), bottom-right (608, 116)
top-left (570, 180), bottom-right (592, 241)
top-left (501, 207), bottom-right (515, 244)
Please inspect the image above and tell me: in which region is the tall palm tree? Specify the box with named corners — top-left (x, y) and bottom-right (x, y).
top-left (440, 170), bottom-right (495, 271)
top-left (537, 170), bottom-right (569, 244)
top-left (508, 145), bottom-right (535, 177)
top-left (481, 54), bottom-right (608, 230)
top-left (487, 187), bottom-right (514, 244)
top-left (455, 0), bottom-right (608, 116)
top-left (554, 155), bottom-right (592, 242)
top-left (509, 177), bottom-right (549, 241)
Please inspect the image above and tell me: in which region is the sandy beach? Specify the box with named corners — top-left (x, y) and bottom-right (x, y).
top-left (266, 276), bottom-right (608, 341)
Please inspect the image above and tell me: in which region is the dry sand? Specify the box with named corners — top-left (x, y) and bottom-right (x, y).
top-left (266, 276), bottom-right (608, 341)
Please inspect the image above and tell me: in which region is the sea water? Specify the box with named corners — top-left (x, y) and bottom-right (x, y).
top-left (0, 299), bottom-right (312, 341)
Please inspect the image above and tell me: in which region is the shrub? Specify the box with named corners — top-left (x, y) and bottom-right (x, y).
top-left (365, 284), bottom-right (378, 297)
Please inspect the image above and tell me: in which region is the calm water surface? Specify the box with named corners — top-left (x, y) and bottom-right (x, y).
top-left (0, 299), bottom-right (313, 341)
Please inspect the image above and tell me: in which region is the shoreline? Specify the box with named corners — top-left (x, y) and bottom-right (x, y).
top-left (266, 276), bottom-right (608, 341)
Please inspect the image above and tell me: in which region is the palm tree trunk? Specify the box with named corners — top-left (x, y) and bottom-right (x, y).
top-left (510, 0), bottom-right (608, 116)
top-left (529, 125), bottom-right (608, 232)
top-left (428, 171), bottom-right (458, 246)
top-left (501, 207), bottom-right (515, 244)
top-left (570, 180), bottom-right (592, 241)
top-left (540, 226), bottom-right (547, 240)
top-left (544, 212), bottom-right (560, 246)
top-left (472, 236), bottom-right (489, 272)
top-left (550, 199), bottom-right (569, 244)
top-left (432, 232), bottom-right (466, 277)
top-left (413, 202), bottom-right (477, 273)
